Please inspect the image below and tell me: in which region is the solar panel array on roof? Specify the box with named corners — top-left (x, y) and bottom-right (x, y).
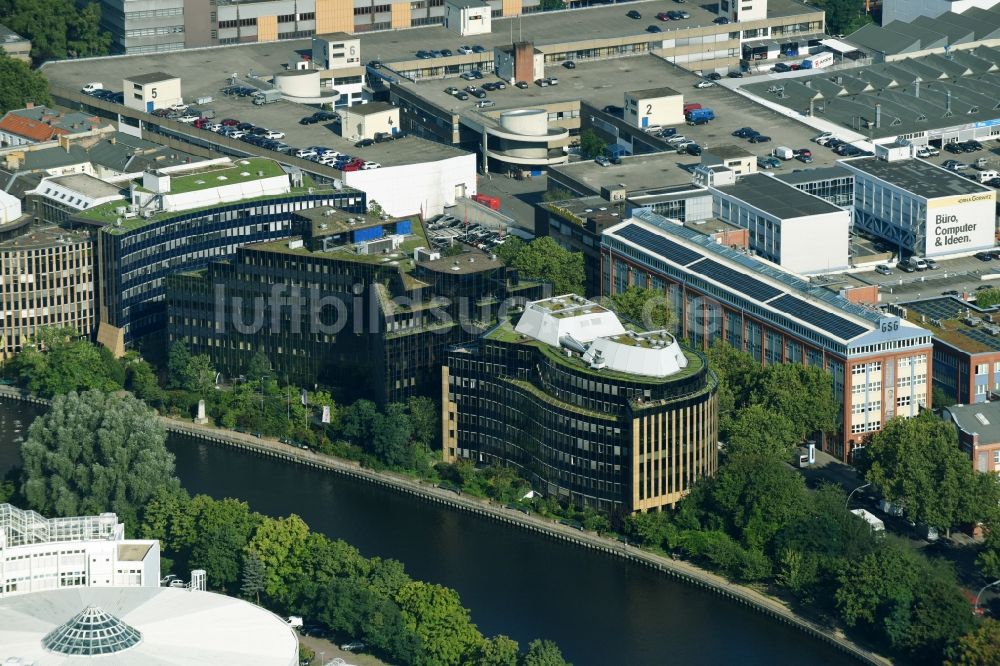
top-left (615, 223), bottom-right (702, 266)
top-left (689, 258), bottom-right (783, 302)
top-left (771, 294), bottom-right (868, 340)
top-left (960, 328), bottom-right (1000, 352)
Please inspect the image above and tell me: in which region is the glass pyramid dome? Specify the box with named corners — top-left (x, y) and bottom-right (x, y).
top-left (42, 605), bottom-right (143, 656)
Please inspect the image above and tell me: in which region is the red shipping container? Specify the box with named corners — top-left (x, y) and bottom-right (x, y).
top-left (472, 194), bottom-right (500, 210)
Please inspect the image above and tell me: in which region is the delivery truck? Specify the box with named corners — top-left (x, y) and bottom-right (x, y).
top-left (800, 51), bottom-right (834, 69)
top-left (252, 89), bottom-right (282, 105)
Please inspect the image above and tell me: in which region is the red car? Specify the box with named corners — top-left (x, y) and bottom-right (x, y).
top-left (221, 118), bottom-right (240, 126)
top-left (341, 163), bottom-right (362, 172)
top-left (794, 148), bottom-right (812, 157)
top-left (656, 11), bottom-right (670, 20)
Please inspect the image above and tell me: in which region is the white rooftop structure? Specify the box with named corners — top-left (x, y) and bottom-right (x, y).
top-left (29, 174), bottom-right (125, 212)
top-left (0, 504), bottom-right (159, 600)
top-left (515, 295), bottom-right (689, 378)
top-left (0, 190), bottom-right (21, 224)
top-left (0, 586), bottom-right (298, 665)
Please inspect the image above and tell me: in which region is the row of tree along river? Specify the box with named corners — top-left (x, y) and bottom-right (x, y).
top-left (0, 399), bottom-right (852, 665)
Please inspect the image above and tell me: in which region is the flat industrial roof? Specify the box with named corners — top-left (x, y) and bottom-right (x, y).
top-left (551, 152), bottom-right (701, 195)
top-left (345, 101), bottom-right (396, 115)
top-left (48, 173), bottom-right (124, 199)
top-left (628, 87), bottom-right (682, 99)
top-left (126, 72), bottom-right (178, 84)
top-left (704, 144), bottom-right (754, 160)
top-left (713, 173), bottom-right (842, 218)
top-left (774, 165), bottom-right (852, 185)
top-left (740, 44), bottom-right (1000, 139)
top-left (842, 157), bottom-right (992, 199)
top-left (0, 224), bottom-right (91, 251)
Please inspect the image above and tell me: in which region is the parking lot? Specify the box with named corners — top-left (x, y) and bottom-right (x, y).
top-left (424, 214), bottom-right (508, 253)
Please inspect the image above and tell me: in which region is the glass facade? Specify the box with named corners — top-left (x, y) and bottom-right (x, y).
top-left (445, 322), bottom-right (718, 515)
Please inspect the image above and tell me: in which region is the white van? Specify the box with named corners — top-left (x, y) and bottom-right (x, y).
top-left (81, 82), bottom-right (103, 94)
top-left (773, 146), bottom-right (794, 160)
top-left (977, 170), bottom-right (998, 183)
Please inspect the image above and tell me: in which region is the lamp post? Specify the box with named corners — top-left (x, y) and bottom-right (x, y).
top-left (846, 482), bottom-right (872, 509)
top-left (975, 579), bottom-right (1000, 615)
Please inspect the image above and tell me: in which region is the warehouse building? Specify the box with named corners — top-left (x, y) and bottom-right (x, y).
top-left (443, 295), bottom-right (719, 514)
top-left (774, 165), bottom-right (855, 208)
top-left (709, 173), bottom-right (851, 275)
top-left (741, 44), bottom-right (1000, 146)
top-left (847, 3), bottom-right (1000, 62)
top-left (601, 210), bottom-right (934, 462)
top-left (840, 156), bottom-right (996, 260)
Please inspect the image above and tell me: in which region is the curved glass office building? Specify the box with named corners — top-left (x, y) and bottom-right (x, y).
top-left (443, 295), bottom-right (718, 515)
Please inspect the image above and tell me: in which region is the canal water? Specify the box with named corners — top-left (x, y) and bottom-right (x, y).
top-left (0, 399), bottom-right (852, 666)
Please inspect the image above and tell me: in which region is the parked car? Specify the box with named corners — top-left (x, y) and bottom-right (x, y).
top-left (706, 72), bottom-right (722, 81)
top-left (455, 92), bottom-right (469, 100)
top-left (727, 71), bottom-right (744, 78)
top-left (976, 251), bottom-right (994, 262)
top-left (595, 155), bottom-right (611, 167)
top-left (444, 86), bottom-right (460, 95)
top-left (299, 115), bottom-right (320, 125)
top-left (515, 80), bottom-right (529, 89)
top-left (341, 641), bottom-right (365, 652)
top-left (295, 148), bottom-right (318, 159)
top-left (457, 45), bottom-right (473, 54)
top-left (875, 264), bottom-right (893, 275)
top-left (656, 11), bottom-right (671, 20)
top-left (713, 16), bottom-right (730, 24)
top-left (472, 45), bottom-right (487, 53)
top-left (626, 9), bottom-right (642, 19)
top-left (732, 127), bottom-right (756, 138)
top-left (695, 79), bottom-right (715, 88)
top-left (686, 143), bottom-right (702, 156)
top-left (476, 99), bottom-right (495, 108)
top-left (795, 154), bottom-right (813, 163)
top-left (748, 134), bottom-right (771, 143)
top-left (264, 130), bottom-right (285, 139)
top-left (647, 24), bottom-right (662, 33)
top-left (355, 138), bottom-right (375, 147)
top-left (564, 60), bottom-right (576, 68)
top-left (757, 156), bottom-right (781, 169)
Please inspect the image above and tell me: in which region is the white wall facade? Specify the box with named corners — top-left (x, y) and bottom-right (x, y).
top-left (444, 1), bottom-right (492, 36)
top-left (923, 192), bottom-right (997, 257)
top-left (343, 153), bottom-right (476, 216)
top-left (624, 91), bottom-right (684, 129)
top-left (712, 188), bottom-right (850, 274)
top-left (123, 76), bottom-right (182, 112)
top-left (882, 0), bottom-right (999, 24)
top-left (341, 106), bottom-right (400, 140)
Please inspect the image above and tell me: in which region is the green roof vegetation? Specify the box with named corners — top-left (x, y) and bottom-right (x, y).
top-left (77, 183), bottom-right (347, 234)
top-left (167, 158), bottom-right (285, 194)
top-left (544, 203), bottom-right (584, 226)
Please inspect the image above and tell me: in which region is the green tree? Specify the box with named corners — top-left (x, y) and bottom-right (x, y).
top-left (726, 404), bottom-right (800, 461)
top-left (811, 0), bottom-right (868, 35)
top-left (624, 510), bottom-right (672, 549)
top-left (184, 354), bottom-right (217, 395)
top-left (20, 390), bottom-right (178, 528)
top-left (976, 288), bottom-right (1000, 309)
top-left (123, 352), bottom-right (165, 406)
top-left (835, 542), bottom-right (920, 629)
top-left (167, 342), bottom-right (192, 389)
top-left (541, 187), bottom-right (573, 203)
top-left (706, 342), bottom-right (760, 432)
top-left (394, 581), bottom-right (485, 666)
top-left (579, 129), bottom-right (606, 159)
top-left (8, 327), bottom-right (124, 397)
top-left (241, 550), bottom-right (266, 604)
top-left (750, 363), bottom-right (838, 442)
top-left (497, 236), bottom-right (584, 295)
top-left (0, 0), bottom-right (111, 60)
top-left (538, 0), bottom-right (566, 10)
top-left (602, 285), bottom-right (676, 330)
top-left (709, 454), bottom-right (808, 550)
top-left (475, 635), bottom-right (521, 666)
top-left (860, 411), bottom-right (989, 534)
top-left (246, 514), bottom-right (311, 604)
top-left (947, 619), bottom-right (1000, 666)
top-left (407, 396), bottom-right (438, 449)
top-left (0, 53), bottom-right (50, 112)
top-left (245, 351), bottom-right (272, 380)
top-left (522, 639), bottom-right (571, 666)
top-left (188, 496), bottom-right (260, 592)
